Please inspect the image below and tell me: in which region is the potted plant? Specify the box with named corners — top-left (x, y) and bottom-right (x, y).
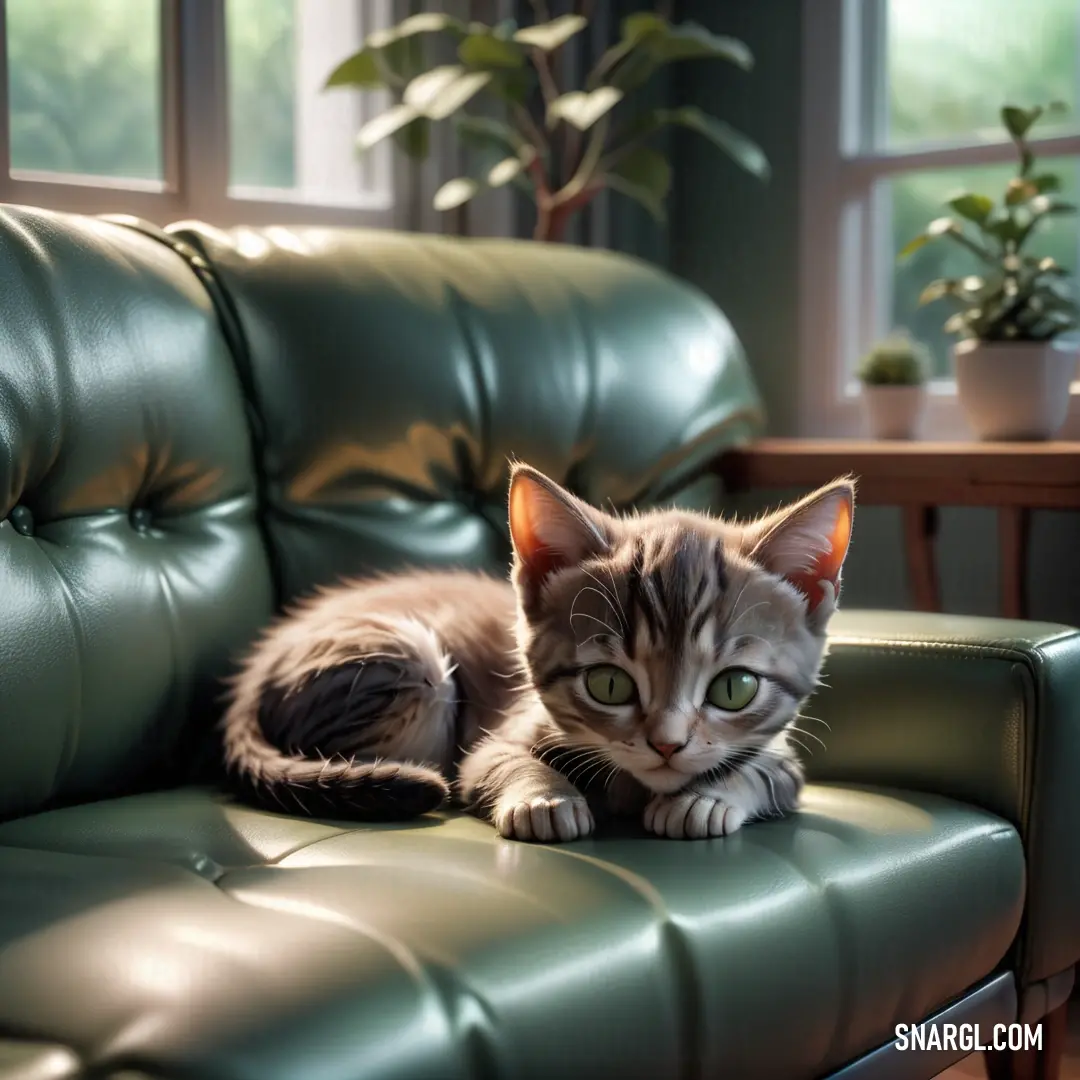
top-left (324, 6), bottom-right (769, 241)
top-left (857, 334), bottom-right (929, 439)
top-left (900, 103), bottom-right (1079, 440)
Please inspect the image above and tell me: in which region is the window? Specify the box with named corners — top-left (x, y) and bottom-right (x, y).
top-left (0, 0), bottom-right (400, 228)
top-left (801, 0), bottom-right (1080, 438)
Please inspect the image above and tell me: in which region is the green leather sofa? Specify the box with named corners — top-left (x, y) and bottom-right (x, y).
top-left (1, 204), bottom-right (1078, 1080)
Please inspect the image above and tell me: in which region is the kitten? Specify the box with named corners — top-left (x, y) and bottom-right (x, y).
top-left (222, 463), bottom-right (854, 842)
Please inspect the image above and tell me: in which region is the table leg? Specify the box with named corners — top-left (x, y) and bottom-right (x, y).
top-left (901, 504), bottom-right (941, 612)
top-left (998, 506), bottom-right (1030, 620)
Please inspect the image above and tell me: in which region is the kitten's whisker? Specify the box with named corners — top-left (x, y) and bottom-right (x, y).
top-left (727, 600), bottom-right (770, 634)
top-left (798, 713), bottom-right (832, 731)
top-left (572, 585), bottom-right (622, 622)
top-left (579, 568), bottom-right (624, 624)
top-left (601, 762), bottom-right (623, 791)
top-left (785, 732), bottom-right (814, 758)
top-left (569, 611), bottom-right (619, 636)
top-left (790, 726), bottom-right (827, 752)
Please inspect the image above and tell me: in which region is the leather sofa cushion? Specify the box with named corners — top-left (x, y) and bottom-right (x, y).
top-left (0, 785), bottom-right (1023, 1080)
top-left (0, 207), bottom-right (274, 820)
top-left (162, 223), bottom-right (765, 602)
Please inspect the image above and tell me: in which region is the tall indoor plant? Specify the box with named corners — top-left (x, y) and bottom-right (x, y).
top-left (324, 5), bottom-right (769, 241)
top-left (901, 103), bottom-right (1079, 440)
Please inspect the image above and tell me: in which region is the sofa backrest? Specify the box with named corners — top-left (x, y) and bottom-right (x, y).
top-left (0, 207), bottom-right (275, 820)
top-left (162, 223), bottom-right (764, 605)
top-left (0, 207), bottom-right (763, 819)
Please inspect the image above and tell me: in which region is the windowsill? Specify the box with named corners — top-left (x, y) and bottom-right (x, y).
top-left (803, 385), bottom-right (1080, 441)
top-left (9, 169), bottom-right (167, 193)
top-left (227, 184), bottom-right (394, 213)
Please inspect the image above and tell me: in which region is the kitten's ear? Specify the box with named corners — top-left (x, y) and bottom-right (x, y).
top-left (508, 464), bottom-right (609, 587)
top-left (747, 479), bottom-right (855, 616)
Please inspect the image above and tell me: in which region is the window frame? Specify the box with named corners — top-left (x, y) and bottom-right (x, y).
top-left (799, 0), bottom-right (1080, 440)
top-left (0, 0), bottom-right (427, 230)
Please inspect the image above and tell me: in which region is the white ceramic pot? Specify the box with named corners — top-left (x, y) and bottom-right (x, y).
top-left (860, 384), bottom-right (927, 440)
top-left (953, 339), bottom-right (1078, 440)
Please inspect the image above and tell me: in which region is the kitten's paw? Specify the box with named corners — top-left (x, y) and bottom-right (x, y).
top-left (494, 794), bottom-right (594, 843)
top-left (644, 792), bottom-right (746, 839)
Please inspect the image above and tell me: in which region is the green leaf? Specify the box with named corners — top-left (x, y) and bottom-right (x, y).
top-left (621, 13), bottom-right (668, 43)
top-left (403, 65), bottom-right (492, 120)
top-left (611, 107), bottom-right (768, 180)
top-left (366, 12), bottom-right (469, 49)
top-left (514, 14), bottom-right (587, 51)
top-left (1031, 174), bottom-right (1062, 194)
top-left (1002, 105), bottom-right (1038, 139)
top-left (985, 214), bottom-right (1024, 245)
top-left (1032, 197), bottom-right (1078, 217)
top-left (898, 233), bottom-right (931, 259)
top-left (487, 67), bottom-right (535, 105)
top-left (670, 109), bottom-right (768, 179)
top-left (947, 193), bottom-right (993, 225)
top-left (645, 22), bottom-right (753, 67)
top-left (325, 49), bottom-right (384, 89)
top-left (918, 279), bottom-right (955, 305)
top-left (608, 49), bottom-right (661, 92)
top-left (618, 14), bottom-right (752, 67)
top-left (599, 15), bottom-right (752, 93)
top-left (453, 115), bottom-right (526, 158)
top-left (356, 103), bottom-right (422, 152)
top-left (380, 35), bottom-right (428, 84)
top-left (392, 117), bottom-right (430, 161)
top-left (433, 177), bottom-right (481, 211)
top-left (547, 87), bottom-right (624, 131)
top-left (487, 156), bottom-right (526, 187)
top-left (605, 146), bottom-right (672, 222)
top-left (458, 32), bottom-right (525, 70)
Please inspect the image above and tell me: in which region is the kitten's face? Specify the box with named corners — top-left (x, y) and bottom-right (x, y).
top-left (508, 467), bottom-right (854, 794)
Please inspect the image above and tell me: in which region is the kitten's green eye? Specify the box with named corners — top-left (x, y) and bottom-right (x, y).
top-left (585, 665), bottom-right (637, 706)
top-left (706, 669), bottom-right (759, 711)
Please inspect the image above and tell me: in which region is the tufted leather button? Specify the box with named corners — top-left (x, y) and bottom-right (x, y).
top-left (129, 507), bottom-right (153, 532)
top-left (9, 505), bottom-right (34, 536)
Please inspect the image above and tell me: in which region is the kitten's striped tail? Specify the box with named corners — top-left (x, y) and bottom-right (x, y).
top-left (221, 650), bottom-right (454, 821)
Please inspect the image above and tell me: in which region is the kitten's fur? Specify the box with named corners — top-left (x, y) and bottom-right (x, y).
top-left (222, 463), bottom-right (854, 842)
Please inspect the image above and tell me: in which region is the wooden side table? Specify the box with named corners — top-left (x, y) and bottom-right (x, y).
top-left (715, 439), bottom-right (1080, 619)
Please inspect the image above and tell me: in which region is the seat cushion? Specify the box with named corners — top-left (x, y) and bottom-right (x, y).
top-left (0, 785), bottom-right (1023, 1080)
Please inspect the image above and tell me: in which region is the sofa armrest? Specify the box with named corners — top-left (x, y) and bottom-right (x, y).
top-left (808, 609), bottom-right (1080, 987)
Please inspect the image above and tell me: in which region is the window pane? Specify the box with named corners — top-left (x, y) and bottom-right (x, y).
top-left (888, 158), bottom-right (1080, 377)
top-left (886, 0), bottom-right (1080, 148)
top-left (226, 0), bottom-right (391, 205)
top-left (7, 0), bottom-right (162, 180)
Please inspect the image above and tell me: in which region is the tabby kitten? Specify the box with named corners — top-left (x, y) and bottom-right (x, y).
top-left (222, 463), bottom-right (854, 842)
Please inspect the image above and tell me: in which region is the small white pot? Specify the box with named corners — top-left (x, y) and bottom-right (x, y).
top-left (953, 339), bottom-right (1078, 440)
top-left (860, 384), bottom-right (927, 440)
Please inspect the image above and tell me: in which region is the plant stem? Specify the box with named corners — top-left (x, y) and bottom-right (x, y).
top-left (512, 102), bottom-right (549, 161)
top-left (534, 196), bottom-right (592, 242)
top-left (555, 115), bottom-right (610, 207)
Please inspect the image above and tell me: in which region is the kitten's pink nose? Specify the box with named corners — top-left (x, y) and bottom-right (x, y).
top-left (649, 741), bottom-right (684, 760)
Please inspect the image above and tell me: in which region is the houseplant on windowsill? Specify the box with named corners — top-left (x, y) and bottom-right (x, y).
top-left (900, 103), bottom-right (1079, 440)
top-left (323, 5), bottom-right (769, 241)
top-left (857, 334), bottom-right (929, 439)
